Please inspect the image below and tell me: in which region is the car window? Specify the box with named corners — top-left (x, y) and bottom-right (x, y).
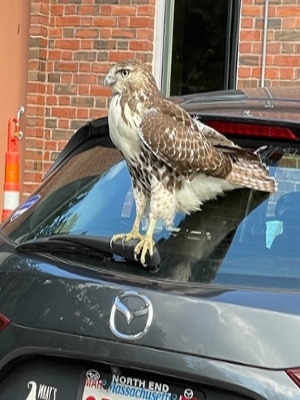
top-left (2, 142), bottom-right (300, 290)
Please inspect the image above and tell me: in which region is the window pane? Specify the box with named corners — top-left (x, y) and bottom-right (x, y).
top-left (170, 0), bottom-right (237, 95)
top-left (4, 140), bottom-right (300, 289)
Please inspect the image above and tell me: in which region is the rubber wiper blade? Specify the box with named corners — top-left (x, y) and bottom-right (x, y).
top-left (15, 236), bottom-right (111, 257)
top-left (15, 234), bottom-right (161, 269)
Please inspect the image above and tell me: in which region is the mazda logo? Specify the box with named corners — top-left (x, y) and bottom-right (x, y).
top-left (109, 291), bottom-right (153, 340)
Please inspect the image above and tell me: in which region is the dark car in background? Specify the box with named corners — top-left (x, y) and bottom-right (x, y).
top-left (1, 87), bottom-right (300, 399)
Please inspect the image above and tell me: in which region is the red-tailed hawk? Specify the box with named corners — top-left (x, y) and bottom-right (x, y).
top-left (104, 59), bottom-right (276, 265)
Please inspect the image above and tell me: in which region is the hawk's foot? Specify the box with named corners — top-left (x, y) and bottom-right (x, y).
top-left (134, 236), bottom-right (155, 266)
top-left (110, 231), bottom-right (144, 249)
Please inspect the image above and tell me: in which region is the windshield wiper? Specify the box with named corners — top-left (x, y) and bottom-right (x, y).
top-left (15, 234), bottom-right (161, 270)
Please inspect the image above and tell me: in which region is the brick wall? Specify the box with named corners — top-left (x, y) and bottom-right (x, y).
top-left (25, 0), bottom-right (155, 198)
top-left (238, 0), bottom-right (300, 88)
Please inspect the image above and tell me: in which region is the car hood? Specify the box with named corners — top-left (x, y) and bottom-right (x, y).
top-left (0, 246), bottom-right (300, 370)
top-left (175, 87), bottom-right (300, 124)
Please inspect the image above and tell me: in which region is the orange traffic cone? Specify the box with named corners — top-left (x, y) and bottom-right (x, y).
top-left (2, 116), bottom-right (20, 222)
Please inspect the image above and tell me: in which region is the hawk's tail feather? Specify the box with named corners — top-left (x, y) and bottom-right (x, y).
top-left (226, 159), bottom-right (277, 193)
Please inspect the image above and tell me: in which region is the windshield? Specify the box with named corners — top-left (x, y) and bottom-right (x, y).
top-left (2, 141), bottom-right (300, 289)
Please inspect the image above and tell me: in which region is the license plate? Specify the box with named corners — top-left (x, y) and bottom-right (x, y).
top-left (76, 368), bottom-right (205, 400)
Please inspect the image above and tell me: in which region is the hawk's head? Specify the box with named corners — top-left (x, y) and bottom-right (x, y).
top-left (104, 59), bottom-right (159, 96)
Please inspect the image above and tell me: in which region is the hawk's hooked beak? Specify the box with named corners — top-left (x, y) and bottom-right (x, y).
top-left (104, 72), bottom-right (114, 87)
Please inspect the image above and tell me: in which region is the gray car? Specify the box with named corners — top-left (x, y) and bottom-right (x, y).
top-left (1, 87), bottom-right (300, 399)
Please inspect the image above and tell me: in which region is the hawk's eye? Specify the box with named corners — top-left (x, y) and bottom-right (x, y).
top-left (120, 69), bottom-right (129, 78)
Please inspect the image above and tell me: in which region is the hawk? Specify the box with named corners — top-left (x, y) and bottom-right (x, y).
top-left (104, 59), bottom-right (276, 265)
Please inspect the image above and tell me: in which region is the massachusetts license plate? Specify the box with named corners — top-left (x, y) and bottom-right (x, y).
top-left (76, 368), bottom-right (205, 400)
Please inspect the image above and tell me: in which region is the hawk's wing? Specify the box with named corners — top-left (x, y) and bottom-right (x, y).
top-left (196, 120), bottom-right (265, 164)
top-left (194, 118), bottom-right (238, 148)
top-left (138, 101), bottom-right (233, 179)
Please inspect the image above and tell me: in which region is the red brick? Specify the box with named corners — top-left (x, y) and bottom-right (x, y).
top-left (94, 17), bottom-right (116, 27)
top-left (51, 5), bottom-right (64, 16)
top-left (58, 119), bottom-right (70, 129)
top-left (79, 63), bottom-right (91, 72)
top-left (112, 28), bottom-right (135, 39)
top-left (81, 17), bottom-right (94, 26)
top-left (277, 6), bottom-right (300, 16)
top-left (136, 29), bottom-right (154, 40)
top-left (118, 17), bottom-right (130, 27)
top-left (80, 40), bottom-right (94, 49)
top-left (76, 109), bottom-right (89, 118)
top-left (251, 66), bottom-right (261, 78)
top-left (30, 25), bottom-right (48, 37)
top-left (73, 74), bottom-right (97, 84)
top-left (47, 85), bottom-right (54, 96)
top-left (130, 40), bottom-right (153, 51)
top-left (27, 82), bottom-right (45, 95)
top-left (111, 6), bottom-right (136, 15)
top-left (255, 18), bottom-right (264, 29)
top-left (130, 16), bottom-right (151, 28)
top-left (239, 43), bottom-right (252, 53)
top-left (280, 68), bottom-right (296, 79)
top-left (30, 14), bottom-right (49, 26)
top-left (90, 86), bottom-right (111, 96)
top-left (238, 67), bottom-right (252, 78)
top-left (51, 107), bottom-right (76, 118)
top-left (78, 5), bottom-right (99, 15)
top-left (242, 6), bottom-right (263, 17)
top-left (240, 30), bottom-right (261, 41)
top-left (241, 18), bottom-right (254, 28)
top-left (100, 5), bottom-right (112, 15)
top-left (265, 68), bottom-right (280, 79)
top-left (75, 29), bottom-right (99, 38)
top-left (89, 109), bottom-right (106, 119)
top-left (55, 39), bottom-right (80, 50)
top-left (58, 96), bottom-right (71, 105)
top-left (273, 55), bottom-right (300, 66)
top-left (61, 51), bottom-right (73, 60)
top-left (31, 2), bottom-right (49, 15)
top-left (55, 62), bottom-right (78, 72)
top-left (60, 74), bottom-right (73, 84)
top-left (267, 42), bottom-right (281, 53)
top-left (108, 51), bottom-right (135, 62)
top-left (268, 5), bottom-right (276, 17)
top-left (91, 63), bottom-right (111, 73)
top-left (44, 152), bottom-right (51, 162)
top-left (64, 5), bottom-right (76, 14)
top-left (55, 16), bottom-right (81, 26)
top-left (78, 86), bottom-right (89, 95)
top-left (47, 51), bottom-right (59, 63)
top-left (137, 5), bottom-right (155, 16)
top-left (282, 18), bottom-right (296, 29)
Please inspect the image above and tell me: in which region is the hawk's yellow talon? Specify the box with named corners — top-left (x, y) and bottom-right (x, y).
top-left (134, 236), bottom-right (155, 266)
top-left (110, 231), bottom-right (144, 248)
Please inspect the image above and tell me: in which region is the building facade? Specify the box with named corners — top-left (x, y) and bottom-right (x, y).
top-left (0, 0), bottom-right (300, 212)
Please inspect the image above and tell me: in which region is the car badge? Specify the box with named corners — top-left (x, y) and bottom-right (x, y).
top-left (109, 291), bottom-right (153, 340)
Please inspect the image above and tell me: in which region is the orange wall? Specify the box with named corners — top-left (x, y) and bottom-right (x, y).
top-left (0, 0), bottom-right (31, 214)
